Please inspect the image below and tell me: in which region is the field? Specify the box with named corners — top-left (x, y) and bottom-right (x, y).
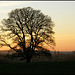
top-left (0, 61), bottom-right (75, 74)
top-left (0, 50), bottom-right (75, 74)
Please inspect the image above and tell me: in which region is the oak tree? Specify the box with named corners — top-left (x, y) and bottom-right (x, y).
top-left (0, 7), bottom-right (55, 62)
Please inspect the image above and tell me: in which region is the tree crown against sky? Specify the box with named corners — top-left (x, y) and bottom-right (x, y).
top-left (0, 7), bottom-right (55, 62)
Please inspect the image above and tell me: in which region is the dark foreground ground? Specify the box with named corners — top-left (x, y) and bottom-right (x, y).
top-left (0, 61), bottom-right (75, 74)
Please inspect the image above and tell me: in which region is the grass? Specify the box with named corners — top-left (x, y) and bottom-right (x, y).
top-left (0, 61), bottom-right (75, 74)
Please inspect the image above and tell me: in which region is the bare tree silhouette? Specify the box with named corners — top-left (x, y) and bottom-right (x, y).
top-left (0, 7), bottom-right (55, 62)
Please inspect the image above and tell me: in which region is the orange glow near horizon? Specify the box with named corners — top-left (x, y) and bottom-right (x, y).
top-left (0, 46), bottom-right (10, 51)
top-left (54, 34), bottom-right (75, 51)
top-left (0, 38), bottom-right (75, 52)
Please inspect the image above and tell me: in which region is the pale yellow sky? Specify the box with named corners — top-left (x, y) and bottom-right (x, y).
top-left (0, 1), bottom-right (75, 51)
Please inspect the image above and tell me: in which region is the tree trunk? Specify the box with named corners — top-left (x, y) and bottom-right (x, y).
top-left (24, 48), bottom-right (32, 63)
top-left (23, 45), bottom-right (34, 63)
top-left (25, 53), bottom-right (32, 63)
top-left (26, 57), bottom-right (31, 63)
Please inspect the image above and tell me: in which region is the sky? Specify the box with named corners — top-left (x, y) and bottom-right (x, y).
top-left (0, 1), bottom-right (75, 51)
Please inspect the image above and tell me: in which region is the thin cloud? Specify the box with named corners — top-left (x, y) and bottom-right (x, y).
top-left (0, 1), bottom-right (32, 7)
top-left (0, 1), bottom-right (33, 24)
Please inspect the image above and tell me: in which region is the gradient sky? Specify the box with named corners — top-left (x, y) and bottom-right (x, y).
top-left (0, 1), bottom-right (75, 51)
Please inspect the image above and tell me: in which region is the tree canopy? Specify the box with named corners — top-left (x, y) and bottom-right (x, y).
top-left (0, 7), bottom-right (55, 62)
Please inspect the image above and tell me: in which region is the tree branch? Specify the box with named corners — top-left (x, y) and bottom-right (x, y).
top-left (0, 40), bottom-right (18, 52)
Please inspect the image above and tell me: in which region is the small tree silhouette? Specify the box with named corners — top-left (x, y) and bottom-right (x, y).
top-left (0, 7), bottom-right (55, 62)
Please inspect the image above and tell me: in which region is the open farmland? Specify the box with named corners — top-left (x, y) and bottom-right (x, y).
top-left (0, 51), bottom-right (75, 74)
top-left (0, 61), bottom-right (75, 74)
